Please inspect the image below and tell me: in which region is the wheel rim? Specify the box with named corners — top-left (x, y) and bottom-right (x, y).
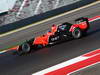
top-left (73, 29), bottom-right (81, 38)
top-left (75, 30), bottom-right (80, 37)
top-left (22, 43), bottom-right (30, 53)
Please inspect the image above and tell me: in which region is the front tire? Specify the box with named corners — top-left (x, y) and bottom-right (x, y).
top-left (17, 42), bottom-right (31, 55)
top-left (21, 43), bottom-right (31, 53)
top-left (72, 28), bottom-right (82, 39)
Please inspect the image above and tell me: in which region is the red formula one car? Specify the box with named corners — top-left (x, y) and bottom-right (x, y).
top-left (16, 17), bottom-right (90, 55)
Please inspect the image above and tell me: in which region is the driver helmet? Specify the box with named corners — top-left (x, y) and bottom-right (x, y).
top-left (48, 30), bottom-right (51, 33)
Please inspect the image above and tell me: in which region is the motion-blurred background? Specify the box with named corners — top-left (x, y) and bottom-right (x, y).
top-left (0, 0), bottom-right (80, 25)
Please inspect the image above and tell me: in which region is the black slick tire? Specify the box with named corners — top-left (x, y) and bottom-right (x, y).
top-left (72, 28), bottom-right (82, 39)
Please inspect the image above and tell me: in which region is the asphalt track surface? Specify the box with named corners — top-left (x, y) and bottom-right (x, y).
top-left (0, 2), bottom-right (100, 50)
top-left (0, 19), bottom-right (100, 75)
top-left (71, 63), bottom-right (100, 75)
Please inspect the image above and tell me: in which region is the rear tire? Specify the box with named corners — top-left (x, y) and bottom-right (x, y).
top-left (72, 28), bottom-right (82, 39)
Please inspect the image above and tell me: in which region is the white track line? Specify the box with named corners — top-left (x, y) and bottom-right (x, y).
top-left (68, 62), bottom-right (100, 75)
top-left (32, 49), bottom-right (100, 75)
top-left (32, 56), bottom-right (88, 75)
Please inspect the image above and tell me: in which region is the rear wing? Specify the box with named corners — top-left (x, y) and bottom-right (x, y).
top-left (75, 17), bottom-right (89, 23)
top-left (75, 17), bottom-right (90, 30)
